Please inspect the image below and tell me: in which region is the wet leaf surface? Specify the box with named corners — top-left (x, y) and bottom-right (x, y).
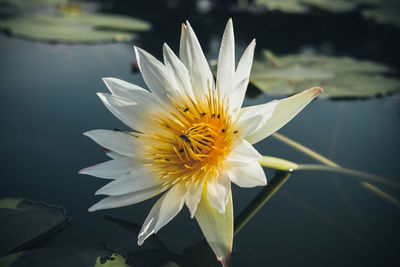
top-left (0, 242), bottom-right (128, 267)
top-left (249, 50), bottom-right (400, 98)
top-left (0, 198), bottom-right (69, 256)
top-left (0, 13), bottom-right (151, 43)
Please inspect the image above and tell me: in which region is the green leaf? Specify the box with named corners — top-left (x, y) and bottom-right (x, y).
top-left (0, 198), bottom-right (22, 210)
top-left (362, 7), bottom-right (400, 27)
top-left (250, 50), bottom-right (400, 98)
top-left (95, 253), bottom-right (129, 267)
top-left (250, 0), bottom-right (400, 28)
top-left (0, 243), bottom-right (128, 267)
top-left (0, 0), bottom-right (68, 9)
top-left (0, 13), bottom-right (151, 43)
top-left (0, 198), bottom-right (69, 256)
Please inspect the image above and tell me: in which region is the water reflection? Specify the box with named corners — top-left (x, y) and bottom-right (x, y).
top-left (104, 172), bottom-right (290, 267)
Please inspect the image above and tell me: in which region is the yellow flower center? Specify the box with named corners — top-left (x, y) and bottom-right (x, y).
top-left (144, 89), bottom-right (237, 187)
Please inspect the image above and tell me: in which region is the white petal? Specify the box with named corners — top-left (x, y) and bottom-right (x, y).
top-left (230, 39), bottom-right (256, 113)
top-left (97, 93), bottom-right (160, 133)
top-left (134, 46), bottom-right (178, 100)
top-left (79, 157), bottom-right (140, 179)
top-left (226, 139), bottom-right (261, 167)
top-left (83, 129), bottom-right (140, 157)
top-left (179, 23), bottom-right (188, 67)
top-left (216, 18), bottom-right (235, 97)
top-left (163, 43), bottom-right (194, 98)
top-left (95, 167), bottom-right (161, 196)
top-left (245, 87), bottom-right (323, 144)
top-left (228, 161), bottom-right (267, 188)
top-left (236, 100), bottom-right (279, 138)
top-left (102, 77), bottom-right (151, 103)
top-left (105, 151), bottom-right (124, 159)
top-left (195, 189), bottom-right (233, 267)
top-left (181, 21), bottom-right (214, 100)
top-left (185, 176), bottom-right (206, 218)
top-left (88, 185), bottom-right (165, 212)
top-left (138, 183), bottom-right (186, 245)
top-left (206, 173), bottom-right (231, 213)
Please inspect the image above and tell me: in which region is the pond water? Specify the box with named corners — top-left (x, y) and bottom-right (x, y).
top-left (1, 3), bottom-right (400, 267)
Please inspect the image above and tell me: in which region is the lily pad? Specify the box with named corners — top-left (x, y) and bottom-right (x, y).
top-left (362, 7), bottom-right (400, 27)
top-left (0, 198), bottom-right (69, 256)
top-left (253, 0), bottom-right (364, 13)
top-left (253, 0), bottom-right (400, 27)
top-left (0, 243), bottom-right (128, 267)
top-left (0, 13), bottom-right (151, 43)
top-left (0, 0), bottom-right (68, 9)
top-left (249, 50), bottom-right (400, 98)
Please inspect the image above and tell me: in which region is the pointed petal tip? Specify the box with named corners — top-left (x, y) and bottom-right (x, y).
top-left (310, 86), bottom-right (323, 97)
top-left (82, 131), bottom-right (91, 137)
top-left (218, 253), bottom-right (232, 267)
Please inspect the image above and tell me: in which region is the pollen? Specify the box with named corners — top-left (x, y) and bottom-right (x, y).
top-left (144, 88), bottom-right (236, 187)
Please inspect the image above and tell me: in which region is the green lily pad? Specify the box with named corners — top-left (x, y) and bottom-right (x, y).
top-left (0, 0), bottom-right (68, 9)
top-left (253, 0), bottom-right (400, 27)
top-left (249, 50), bottom-right (400, 98)
top-left (253, 0), bottom-right (365, 13)
top-left (0, 13), bottom-right (151, 43)
top-left (0, 243), bottom-right (128, 267)
top-left (362, 7), bottom-right (400, 27)
top-left (0, 198), bottom-right (69, 256)
top-left (254, 0), bottom-right (310, 13)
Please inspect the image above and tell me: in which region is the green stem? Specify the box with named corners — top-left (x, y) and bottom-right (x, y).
top-left (272, 132), bottom-right (339, 167)
top-left (234, 172), bottom-right (292, 236)
top-left (259, 156), bottom-right (400, 189)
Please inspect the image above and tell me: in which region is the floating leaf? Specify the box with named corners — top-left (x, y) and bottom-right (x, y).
top-left (250, 50), bottom-right (400, 98)
top-left (362, 8), bottom-right (400, 27)
top-left (252, 0), bottom-right (400, 27)
top-left (0, 243), bottom-right (128, 267)
top-left (254, 0), bottom-right (309, 13)
top-left (0, 0), bottom-right (68, 9)
top-left (0, 198), bottom-right (69, 256)
top-left (0, 13), bottom-right (151, 43)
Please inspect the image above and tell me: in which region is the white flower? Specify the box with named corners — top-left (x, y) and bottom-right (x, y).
top-left (80, 19), bottom-right (321, 266)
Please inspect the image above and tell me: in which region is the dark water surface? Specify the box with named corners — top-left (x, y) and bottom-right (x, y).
top-left (1, 8), bottom-right (400, 266)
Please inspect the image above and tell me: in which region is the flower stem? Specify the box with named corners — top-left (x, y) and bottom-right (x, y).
top-left (234, 172), bottom-right (292, 236)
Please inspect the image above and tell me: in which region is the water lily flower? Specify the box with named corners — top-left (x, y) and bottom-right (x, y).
top-left (80, 19), bottom-right (322, 266)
